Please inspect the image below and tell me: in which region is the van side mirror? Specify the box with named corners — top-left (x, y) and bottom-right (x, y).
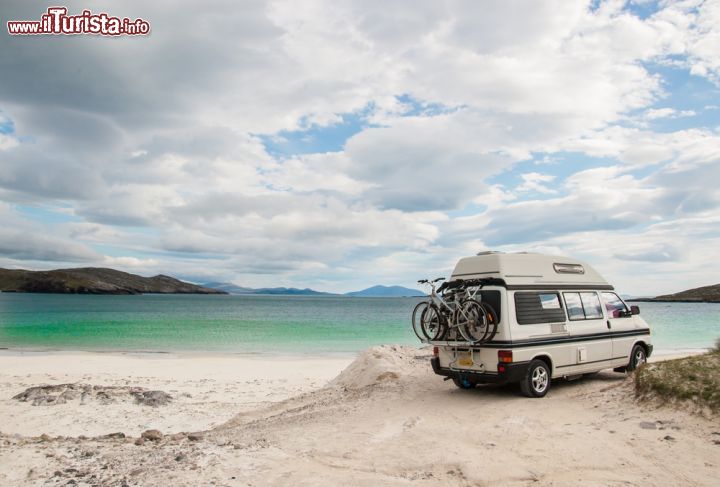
top-left (630, 305), bottom-right (640, 315)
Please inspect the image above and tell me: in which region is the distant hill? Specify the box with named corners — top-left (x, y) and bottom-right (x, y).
top-left (202, 282), bottom-right (334, 296)
top-left (345, 285), bottom-right (425, 297)
top-left (202, 282), bottom-right (255, 294)
top-left (630, 283), bottom-right (720, 303)
top-left (0, 268), bottom-right (226, 295)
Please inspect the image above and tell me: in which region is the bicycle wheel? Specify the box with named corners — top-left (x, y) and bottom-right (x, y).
top-left (457, 299), bottom-right (487, 343)
top-left (480, 302), bottom-right (499, 342)
top-left (421, 304), bottom-right (445, 341)
top-left (411, 301), bottom-right (429, 341)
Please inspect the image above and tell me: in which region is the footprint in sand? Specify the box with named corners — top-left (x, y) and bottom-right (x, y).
top-left (403, 416), bottom-right (421, 430)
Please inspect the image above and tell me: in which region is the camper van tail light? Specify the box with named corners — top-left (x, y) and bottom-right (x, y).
top-left (433, 346), bottom-right (439, 358)
top-left (498, 350), bottom-right (513, 363)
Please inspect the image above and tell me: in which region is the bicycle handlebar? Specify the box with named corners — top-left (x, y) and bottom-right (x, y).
top-left (418, 277), bottom-right (445, 285)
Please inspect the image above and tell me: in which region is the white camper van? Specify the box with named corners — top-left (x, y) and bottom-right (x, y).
top-left (422, 252), bottom-right (652, 397)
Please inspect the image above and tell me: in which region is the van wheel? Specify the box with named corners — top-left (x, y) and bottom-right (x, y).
top-left (627, 344), bottom-right (647, 372)
top-left (520, 360), bottom-right (551, 398)
top-left (452, 377), bottom-right (476, 389)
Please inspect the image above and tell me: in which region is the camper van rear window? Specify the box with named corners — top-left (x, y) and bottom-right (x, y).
top-left (553, 263), bottom-right (585, 274)
top-left (539, 294), bottom-right (561, 309)
top-left (515, 292), bottom-right (566, 325)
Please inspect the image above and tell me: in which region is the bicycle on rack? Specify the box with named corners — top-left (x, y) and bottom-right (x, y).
top-left (411, 278), bottom-right (498, 344)
top-left (411, 277), bottom-right (446, 341)
top-left (455, 278), bottom-right (499, 343)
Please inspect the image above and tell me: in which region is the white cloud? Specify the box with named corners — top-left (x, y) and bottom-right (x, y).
top-left (517, 173), bottom-right (557, 194)
top-left (0, 134), bottom-right (18, 151)
top-left (682, 0), bottom-right (720, 85)
top-left (0, 230), bottom-right (100, 264)
top-left (644, 107), bottom-right (696, 120)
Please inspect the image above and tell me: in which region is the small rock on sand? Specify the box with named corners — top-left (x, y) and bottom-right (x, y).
top-left (101, 432), bottom-right (126, 440)
top-left (132, 390), bottom-right (173, 407)
top-left (141, 429), bottom-right (163, 442)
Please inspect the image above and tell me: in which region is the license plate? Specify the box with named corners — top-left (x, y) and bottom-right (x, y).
top-left (458, 353), bottom-right (473, 367)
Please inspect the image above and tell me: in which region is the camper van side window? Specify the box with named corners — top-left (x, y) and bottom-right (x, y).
top-left (563, 292), bottom-right (603, 320)
top-left (564, 293), bottom-right (585, 320)
top-left (580, 292), bottom-right (603, 319)
top-left (514, 292), bottom-right (566, 325)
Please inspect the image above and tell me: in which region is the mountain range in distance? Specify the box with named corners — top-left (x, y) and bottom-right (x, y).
top-left (0, 267), bottom-right (424, 296)
top-left (202, 282), bottom-right (425, 297)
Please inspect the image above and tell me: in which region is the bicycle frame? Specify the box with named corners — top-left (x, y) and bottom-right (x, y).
top-left (419, 279), bottom-right (480, 340)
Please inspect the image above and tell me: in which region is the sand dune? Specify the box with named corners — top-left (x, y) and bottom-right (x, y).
top-left (1, 346), bottom-right (718, 486)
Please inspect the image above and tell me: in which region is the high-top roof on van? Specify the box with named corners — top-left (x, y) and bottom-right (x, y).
top-left (450, 251), bottom-right (612, 289)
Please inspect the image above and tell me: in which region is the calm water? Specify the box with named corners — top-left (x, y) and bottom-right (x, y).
top-left (0, 294), bottom-right (717, 354)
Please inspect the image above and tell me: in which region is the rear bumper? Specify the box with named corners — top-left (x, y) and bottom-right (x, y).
top-left (431, 357), bottom-right (529, 384)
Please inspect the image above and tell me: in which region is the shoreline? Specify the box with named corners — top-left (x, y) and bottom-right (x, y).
top-left (0, 347), bottom-right (361, 360)
top-left (0, 344), bottom-right (708, 359)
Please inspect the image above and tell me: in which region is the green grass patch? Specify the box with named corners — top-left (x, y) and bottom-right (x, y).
top-left (635, 344), bottom-right (720, 413)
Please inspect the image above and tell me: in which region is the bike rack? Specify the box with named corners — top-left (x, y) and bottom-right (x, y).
top-left (427, 339), bottom-right (481, 347)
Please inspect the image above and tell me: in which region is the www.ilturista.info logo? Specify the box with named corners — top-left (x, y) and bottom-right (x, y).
top-left (7, 7), bottom-right (150, 36)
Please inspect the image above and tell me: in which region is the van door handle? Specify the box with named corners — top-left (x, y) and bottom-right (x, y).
top-left (606, 320), bottom-right (611, 329)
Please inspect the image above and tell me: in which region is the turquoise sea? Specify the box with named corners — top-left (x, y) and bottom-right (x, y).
top-left (0, 294), bottom-right (718, 355)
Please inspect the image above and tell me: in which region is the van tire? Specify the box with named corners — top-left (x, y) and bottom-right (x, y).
top-left (627, 344), bottom-right (647, 372)
top-left (520, 360), bottom-right (551, 398)
top-left (452, 377), bottom-right (476, 389)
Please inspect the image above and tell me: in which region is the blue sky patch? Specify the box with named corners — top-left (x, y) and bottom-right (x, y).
top-left (641, 62), bottom-right (720, 132)
top-left (624, 1), bottom-right (662, 20)
top-left (258, 107), bottom-right (376, 159)
top-left (0, 111), bottom-right (14, 134)
top-left (17, 204), bottom-right (80, 224)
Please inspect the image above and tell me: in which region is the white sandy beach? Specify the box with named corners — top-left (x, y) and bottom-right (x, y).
top-left (1, 347), bottom-right (718, 486)
top-left (0, 351), bottom-right (353, 438)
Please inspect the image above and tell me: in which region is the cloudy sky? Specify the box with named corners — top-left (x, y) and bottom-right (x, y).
top-left (1, 0), bottom-right (719, 295)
